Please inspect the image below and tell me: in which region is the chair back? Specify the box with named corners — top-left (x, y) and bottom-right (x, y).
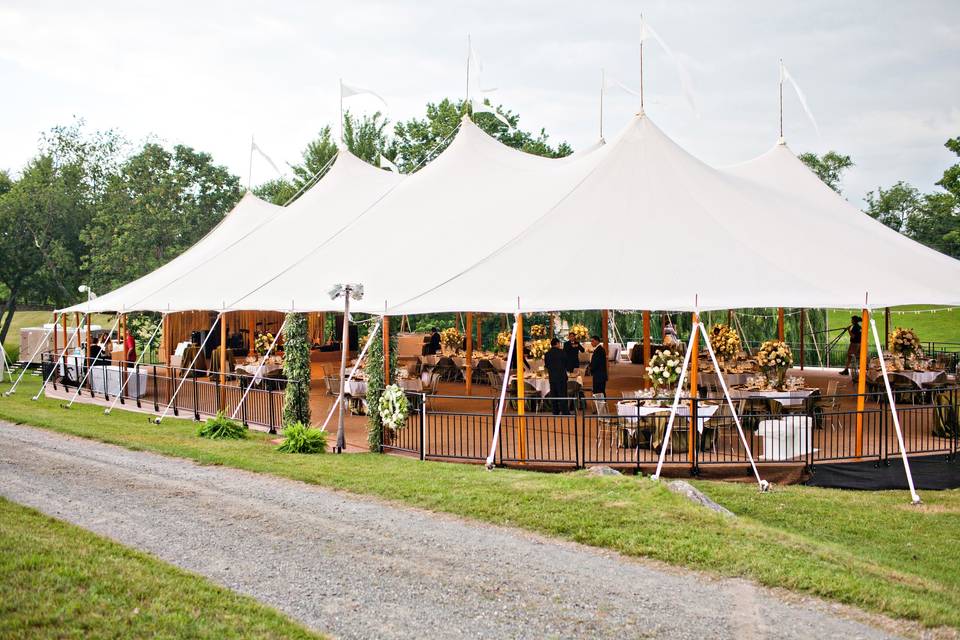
top-left (592, 393), bottom-right (610, 416)
top-left (429, 372), bottom-right (441, 394)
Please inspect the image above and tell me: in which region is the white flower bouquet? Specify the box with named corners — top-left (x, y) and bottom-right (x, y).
top-left (890, 327), bottom-right (922, 360)
top-left (378, 384), bottom-right (410, 431)
top-left (646, 349), bottom-right (683, 391)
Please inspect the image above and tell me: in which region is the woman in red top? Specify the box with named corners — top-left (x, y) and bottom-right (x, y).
top-left (124, 333), bottom-right (137, 363)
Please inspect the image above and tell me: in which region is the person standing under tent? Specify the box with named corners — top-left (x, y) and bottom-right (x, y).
top-left (839, 315), bottom-right (863, 376)
top-left (124, 331), bottom-right (137, 363)
top-left (590, 335), bottom-right (608, 395)
top-left (427, 327), bottom-right (441, 355)
top-left (544, 338), bottom-right (570, 415)
top-left (563, 331), bottom-right (584, 372)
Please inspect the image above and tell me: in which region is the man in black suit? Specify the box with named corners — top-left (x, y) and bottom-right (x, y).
top-left (589, 335), bottom-right (608, 395)
top-left (562, 331), bottom-right (584, 373)
top-left (544, 338), bottom-right (570, 415)
top-left (427, 327), bottom-right (441, 355)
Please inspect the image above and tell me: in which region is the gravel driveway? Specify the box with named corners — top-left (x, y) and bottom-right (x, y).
top-left (0, 420), bottom-right (900, 639)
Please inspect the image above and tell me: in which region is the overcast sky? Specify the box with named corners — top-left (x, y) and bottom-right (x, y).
top-left (1, 0), bottom-right (958, 205)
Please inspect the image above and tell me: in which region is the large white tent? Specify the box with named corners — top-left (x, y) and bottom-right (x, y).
top-left (387, 114), bottom-right (960, 315)
top-left (62, 113), bottom-right (959, 317)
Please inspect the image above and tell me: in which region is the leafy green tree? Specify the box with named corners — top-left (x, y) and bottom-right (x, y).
top-left (799, 151), bottom-right (854, 194)
top-left (865, 181), bottom-right (923, 232)
top-left (904, 192), bottom-right (960, 258)
top-left (253, 177), bottom-right (299, 206)
top-left (81, 143), bottom-right (242, 291)
top-left (0, 170), bottom-right (13, 197)
top-left (936, 137), bottom-right (960, 199)
top-left (392, 98), bottom-right (571, 173)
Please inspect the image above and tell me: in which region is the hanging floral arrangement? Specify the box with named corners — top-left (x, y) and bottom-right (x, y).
top-left (569, 323), bottom-right (590, 342)
top-left (378, 384), bottom-right (410, 431)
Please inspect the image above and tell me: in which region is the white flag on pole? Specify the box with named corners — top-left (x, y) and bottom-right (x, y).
top-left (780, 61), bottom-right (820, 137)
top-left (251, 139), bottom-right (283, 176)
top-left (471, 98), bottom-right (511, 127)
top-left (379, 154), bottom-right (399, 173)
top-left (340, 80), bottom-right (388, 107)
top-left (640, 19), bottom-right (699, 117)
top-left (467, 36), bottom-right (512, 129)
top-left (604, 75), bottom-right (642, 98)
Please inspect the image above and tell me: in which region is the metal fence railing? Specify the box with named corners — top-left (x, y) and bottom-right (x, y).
top-left (376, 387), bottom-right (960, 472)
top-left (40, 351), bottom-right (293, 433)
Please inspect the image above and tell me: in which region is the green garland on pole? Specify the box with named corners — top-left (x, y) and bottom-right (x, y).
top-left (366, 321), bottom-right (397, 452)
top-left (282, 312), bottom-right (311, 427)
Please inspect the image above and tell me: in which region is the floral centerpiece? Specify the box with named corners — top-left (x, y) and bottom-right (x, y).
top-left (255, 332), bottom-right (275, 356)
top-left (439, 327), bottom-right (463, 353)
top-left (495, 330), bottom-right (512, 354)
top-left (708, 324), bottom-right (741, 369)
top-left (889, 327), bottom-right (923, 368)
top-left (646, 349), bottom-right (683, 394)
top-left (528, 339), bottom-right (550, 359)
top-left (756, 340), bottom-right (793, 390)
top-left (378, 384), bottom-right (409, 431)
top-left (569, 323), bottom-right (589, 342)
top-left (529, 323), bottom-right (548, 339)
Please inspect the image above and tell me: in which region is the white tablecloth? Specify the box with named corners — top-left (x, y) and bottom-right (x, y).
top-left (89, 365), bottom-right (147, 398)
top-left (616, 401), bottom-right (719, 433)
top-left (235, 362), bottom-right (283, 385)
top-left (346, 377), bottom-right (423, 396)
top-left (698, 372), bottom-right (750, 388)
top-left (758, 416), bottom-right (814, 461)
top-left (888, 370), bottom-right (946, 387)
top-left (730, 388), bottom-right (817, 408)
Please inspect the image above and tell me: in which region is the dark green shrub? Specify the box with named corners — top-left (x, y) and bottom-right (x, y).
top-left (277, 422), bottom-right (327, 454)
top-left (197, 411), bottom-right (247, 440)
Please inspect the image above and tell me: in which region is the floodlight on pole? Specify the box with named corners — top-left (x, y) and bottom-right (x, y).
top-left (330, 283), bottom-right (364, 453)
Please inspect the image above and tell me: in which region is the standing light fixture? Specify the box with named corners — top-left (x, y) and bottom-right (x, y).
top-left (329, 283), bottom-right (364, 452)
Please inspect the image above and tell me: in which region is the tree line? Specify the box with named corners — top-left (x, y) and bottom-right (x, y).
top-left (1, 97), bottom-right (957, 348)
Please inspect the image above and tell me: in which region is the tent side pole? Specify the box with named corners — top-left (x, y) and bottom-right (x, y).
top-left (601, 309), bottom-right (609, 355)
top-left (777, 308), bottom-right (785, 342)
top-left (799, 308), bottom-right (805, 370)
top-left (465, 312), bottom-right (472, 395)
top-left (383, 315), bottom-right (391, 385)
top-left (855, 307), bottom-right (869, 457)
top-left (642, 311), bottom-right (651, 389)
top-left (868, 315), bottom-right (921, 504)
top-left (516, 313), bottom-right (526, 463)
top-left (688, 313), bottom-right (699, 468)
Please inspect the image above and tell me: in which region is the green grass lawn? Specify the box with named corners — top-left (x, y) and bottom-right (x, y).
top-left (828, 306), bottom-right (960, 345)
top-left (1, 375), bottom-right (959, 630)
top-left (0, 497), bottom-right (323, 639)
top-left (2, 310), bottom-right (117, 362)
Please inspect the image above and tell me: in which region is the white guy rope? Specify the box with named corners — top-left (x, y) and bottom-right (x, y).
top-left (651, 326), bottom-right (697, 481)
top-left (34, 314), bottom-right (87, 401)
top-left (697, 322), bottom-right (768, 491)
top-left (0, 343), bottom-right (13, 383)
top-left (66, 315), bottom-right (121, 407)
top-left (105, 316), bottom-right (165, 415)
top-left (154, 312), bottom-right (222, 424)
top-left (485, 316), bottom-right (519, 469)
top-left (230, 316), bottom-right (288, 420)
top-left (5, 313), bottom-right (60, 395)
top-left (319, 317), bottom-right (381, 432)
top-left (869, 315), bottom-right (922, 504)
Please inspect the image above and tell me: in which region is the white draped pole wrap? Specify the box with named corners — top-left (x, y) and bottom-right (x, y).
top-left (104, 316), bottom-right (165, 415)
top-left (231, 316), bottom-right (289, 420)
top-left (485, 315), bottom-right (519, 469)
top-left (34, 313), bottom-right (87, 401)
top-left (868, 314), bottom-right (922, 504)
top-left (651, 324), bottom-right (697, 481)
top-left (66, 315), bottom-right (122, 407)
top-left (6, 313), bottom-right (61, 396)
top-left (319, 317), bottom-right (381, 433)
top-left (697, 322), bottom-right (768, 491)
top-left (154, 312), bottom-right (223, 424)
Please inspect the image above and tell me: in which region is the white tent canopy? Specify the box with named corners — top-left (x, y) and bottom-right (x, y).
top-left (63, 114), bottom-right (960, 316)
top-left (387, 114), bottom-right (960, 314)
